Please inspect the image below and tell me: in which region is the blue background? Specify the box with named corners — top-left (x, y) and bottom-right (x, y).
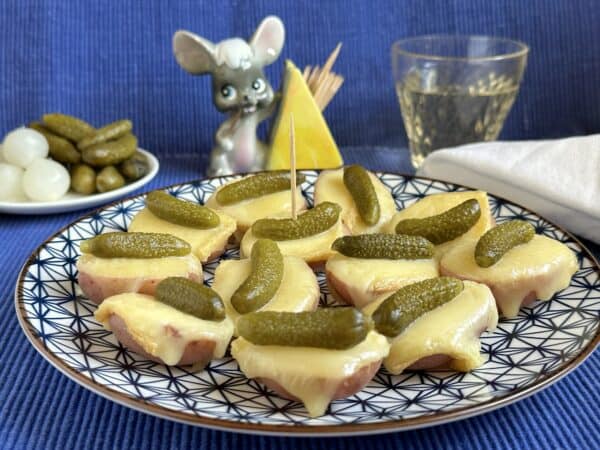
top-left (1, 1), bottom-right (599, 449)
top-left (1, 0), bottom-right (599, 163)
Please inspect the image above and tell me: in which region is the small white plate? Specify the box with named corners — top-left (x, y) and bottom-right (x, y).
top-left (0, 148), bottom-right (159, 215)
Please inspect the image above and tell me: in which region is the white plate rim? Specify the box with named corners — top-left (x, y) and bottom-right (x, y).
top-left (0, 148), bottom-right (159, 215)
top-left (13, 171), bottom-right (600, 436)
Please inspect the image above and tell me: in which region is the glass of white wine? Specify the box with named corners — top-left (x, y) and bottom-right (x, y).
top-left (391, 35), bottom-right (528, 169)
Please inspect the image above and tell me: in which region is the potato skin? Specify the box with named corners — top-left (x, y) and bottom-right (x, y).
top-left (406, 354), bottom-right (452, 370)
top-left (325, 269), bottom-right (356, 305)
top-left (107, 314), bottom-right (217, 367)
top-left (256, 359), bottom-right (382, 403)
top-left (78, 262), bottom-right (202, 304)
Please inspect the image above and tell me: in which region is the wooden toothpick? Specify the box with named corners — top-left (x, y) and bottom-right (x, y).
top-left (303, 43), bottom-right (344, 111)
top-left (289, 113), bottom-right (297, 220)
top-left (302, 65), bottom-right (312, 79)
top-left (314, 42), bottom-right (342, 91)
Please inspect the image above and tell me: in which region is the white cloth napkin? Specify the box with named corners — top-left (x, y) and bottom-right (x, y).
top-left (416, 135), bottom-right (600, 243)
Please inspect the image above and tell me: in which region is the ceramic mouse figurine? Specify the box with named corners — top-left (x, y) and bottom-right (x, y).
top-left (173, 16), bottom-right (285, 176)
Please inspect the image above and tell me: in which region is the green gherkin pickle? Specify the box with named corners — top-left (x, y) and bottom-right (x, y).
top-left (42, 113), bottom-right (95, 142)
top-left (395, 198), bottom-right (481, 245)
top-left (80, 232), bottom-right (191, 258)
top-left (215, 171), bottom-right (306, 205)
top-left (332, 234), bottom-right (434, 259)
top-left (475, 220), bottom-right (535, 268)
top-left (252, 201), bottom-right (341, 241)
top-left (146, 190), bottom-right (220, 229)
top-left (372, 277), bottom-right (464, 337)
top-left (29, 122), bottom-right (81, 164)
top-left (82, 133), bottom-right (138, 167)
top-left (231, 239), bottom-right (284, 314)
top-left (70, 164), bottom-right (96, 195)
top-left (155, 277), bottom-right (225, 321)
top-left (237, 308), bottom-right (373, 350)
top-left (343, 165), bottom-right (380, 225)
top-left (96, 166), bottom-right (125, 192)
top-left (119, 151), bottom-right (149, 181)
top-left (78, 119), bottom-right (133, 150)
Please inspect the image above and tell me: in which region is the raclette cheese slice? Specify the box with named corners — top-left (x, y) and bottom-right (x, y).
top-left (95, 292), bottom-right (234, 366)
top-left (212, 255), bottom-right (319, 331)
top-left (314, 168), bottom-right (396, 234)
top-left (240, 216), bottom-right (346, 264)
top-left (231, 331), bottom-right (389, 417)
top-left (363, 280), bottom-right (498, 374)
top-left (205, 182), bottom-right (306, 233)
top-left (326, 253), bottom-right (438, 308)
top-left (384, 190), bottom-right (494, 260)
top-left (128, 208), bottom-right (236, 263)
top-left (440, 235), bottom-right (578, 318)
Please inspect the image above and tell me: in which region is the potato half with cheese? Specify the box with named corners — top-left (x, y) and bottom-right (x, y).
top-left (326, 254), bottom-right (438, 308)
top-left (212, 256), bottom-right (320, 329)
top-left (384, 191), bottom-right (494, 259)
top-left (205, 174), bottom-right (306, 237)
top-left (314, 167), bottom-right (396, 234)
top-left (240, 205), bottom-right (347, 267)
top-left (77, 253), bottom-right (203, 305)
top-left (95, 292), bottom-right (234, 366)
top-left (440, 235), bottom-right (578, 318)
top-left (129, 208), bottom-right (236, 263)
top-left (231, 330), bottom-right (390, 417)
top-left (363, 280), bottom-right (498, 374)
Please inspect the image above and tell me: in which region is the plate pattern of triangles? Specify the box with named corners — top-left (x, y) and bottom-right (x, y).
top-left (15, 172), bottom-right (600, 434)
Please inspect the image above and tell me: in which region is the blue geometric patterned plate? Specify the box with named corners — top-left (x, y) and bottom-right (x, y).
top-left (14, 172), bottom-right (600, 436)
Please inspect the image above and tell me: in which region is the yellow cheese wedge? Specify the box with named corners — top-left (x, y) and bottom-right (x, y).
top-left (95, 293), bottom-right (234, 366)
top-left (267, 60), bottom-right (343, 169)
top-left (363, 280), bottom-right (498, 374)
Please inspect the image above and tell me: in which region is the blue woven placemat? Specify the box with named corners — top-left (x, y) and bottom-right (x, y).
top-left (1, 147), bottom-right (598, 450)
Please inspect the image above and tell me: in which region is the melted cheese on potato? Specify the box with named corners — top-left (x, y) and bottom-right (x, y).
top-left (326, 253), bottom-right (438, 308)
top-left (231, 331), bottom-right (390, 417)
top-left (128, 208), bottom-right (236, 262)
top-left (240, 217), bottom-right (345, 263)
top-left (384, 191), bottom-right (494, 259)
top-left (212, 256), bottom-right (319, 329)
top-left (95, 293), bottom-right (234, 365)
top-left (363, 280), bottom-right (498, 374)
top-left (440, 235), bottom-right (578, 318)
top-left (313, 168), bottom-right (396, 234)
top-left (77, 253), bottom-right (202, 279)
top-left (205, 183), bottom-right (306, 231)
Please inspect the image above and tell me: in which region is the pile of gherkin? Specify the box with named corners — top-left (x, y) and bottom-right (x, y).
top-left (30, 113), bottom-right (149, 195)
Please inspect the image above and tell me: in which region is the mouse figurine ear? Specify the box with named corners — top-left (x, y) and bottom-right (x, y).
top-left (250, 16), bottom-right (285, 66)
top-left (173, 30), bottom-right (217, 75)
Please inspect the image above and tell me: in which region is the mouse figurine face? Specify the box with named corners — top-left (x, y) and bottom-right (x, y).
top-left (211, 57), bottom-right (274, 115)
top-left (173, 16), bottom-right (285, 176)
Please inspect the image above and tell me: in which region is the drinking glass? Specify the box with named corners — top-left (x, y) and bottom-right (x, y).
top-left (391, 35), bottom-right (528, 168)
